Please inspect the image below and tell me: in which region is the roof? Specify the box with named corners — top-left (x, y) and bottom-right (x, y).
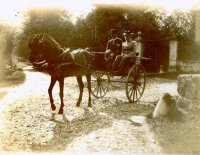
top-left (191, 4), bottom-right (200, 13)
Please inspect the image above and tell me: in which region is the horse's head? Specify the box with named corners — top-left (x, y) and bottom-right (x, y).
top-left (28, 33), bottom-right (45, 63)
top-left (29, 33), bottom-right (64, 65)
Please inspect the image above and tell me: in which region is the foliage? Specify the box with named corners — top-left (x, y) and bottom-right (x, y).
top-left (23, 7), bottom-right (74, 45)
top-left (147, 7), bottom-right (194, 38)
top-left (14, 7), bottom-right (75, 58)
top-left (0, 24), bottom-right (16, 57)
top-left (6, 5), bottom-right (194, 59)
top-left (75, 5), bottom-right (194, 51)
top-left (85, 6), bottom-right (127, 51)
top-left (0, 23), bottom-right (17, 69)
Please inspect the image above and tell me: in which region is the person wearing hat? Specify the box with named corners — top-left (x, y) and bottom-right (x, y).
top-left (104, 29), bottom-right (122, 62)
top-left (113, 30), bottom-right (136, 71)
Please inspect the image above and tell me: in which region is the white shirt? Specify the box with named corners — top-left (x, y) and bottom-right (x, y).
top-left (122, 40), bottom-right (136, 55)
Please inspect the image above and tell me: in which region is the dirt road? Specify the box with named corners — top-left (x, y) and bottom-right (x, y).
top-left (0, 68), bottom-right (177, 154)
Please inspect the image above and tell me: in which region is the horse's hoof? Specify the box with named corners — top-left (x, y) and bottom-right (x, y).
top-left (58, 109), bottom-right (63, 114)
top-left (76, 103), bottom-right (80, 107)
top-left (51, 105), bottom-right (56, 111)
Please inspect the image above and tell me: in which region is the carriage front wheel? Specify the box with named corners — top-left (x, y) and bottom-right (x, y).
top-left (91, 72), bottom-right (109, 98)
top-left (125, 64), bottom-right (146, 103)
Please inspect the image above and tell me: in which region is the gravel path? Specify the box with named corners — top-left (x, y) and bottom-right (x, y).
top-left (0, 68), bottom-right (178, 154)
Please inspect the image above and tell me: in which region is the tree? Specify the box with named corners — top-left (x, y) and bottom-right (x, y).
top-left (75, 4), bottom-right (194, 51)
top-left (147, 7), bottom-right (194, 38)
top-left (0, 23), bottom-right (17, 69)
top-left (11, 5), bottom-right (194, 60)
top-left (15, 7), bottom-right (75, 58)
top-left (75, 5), bottom-right (128, 51)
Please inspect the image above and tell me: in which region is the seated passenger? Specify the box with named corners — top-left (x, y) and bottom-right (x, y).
top-left (113, 30), bottom-right (137, 71)
top-left (104, 29), bottom-right (122, 62)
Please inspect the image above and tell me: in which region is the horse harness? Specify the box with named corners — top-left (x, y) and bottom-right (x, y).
top-left (33, 34), bottom-right (75, 72)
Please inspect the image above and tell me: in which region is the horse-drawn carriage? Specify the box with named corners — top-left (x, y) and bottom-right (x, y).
top-left (28, 33), bottom-right (150, 114)
top-left (88, 51), bottom-right (148, 103)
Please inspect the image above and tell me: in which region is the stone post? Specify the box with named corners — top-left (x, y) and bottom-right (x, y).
top-left (0, 35), bottom-right (6, 80)
top-left (191, 7), bottom-right (200, 61)
top-left (194, 11), bottom-right (200, 58)
top-left (177, 74), bottom-right (200, 101)
top-left (168, 38), bottom-right (178, 72)
top-left (135, 31), bottom-right (144, 64)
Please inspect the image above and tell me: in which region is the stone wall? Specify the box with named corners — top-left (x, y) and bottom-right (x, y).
top-left (177, 61), bottom-right (200, 73)
top-left (177, 74), bottom-right (200, 100)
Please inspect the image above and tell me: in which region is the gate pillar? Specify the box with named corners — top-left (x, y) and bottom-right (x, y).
top-left (135, 31), bottom-right (144, 64)
top-left (169, 38), bottom-right (178, 72)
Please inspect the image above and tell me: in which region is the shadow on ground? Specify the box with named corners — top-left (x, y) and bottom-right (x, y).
top-left (29, 98), bottom-right (153, 152)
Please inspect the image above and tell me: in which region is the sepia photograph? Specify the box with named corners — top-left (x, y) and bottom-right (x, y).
top-left (0, 0), bottom-right (200, 154)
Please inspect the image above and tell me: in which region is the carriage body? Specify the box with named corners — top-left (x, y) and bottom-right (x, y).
top-left (88, 51), bottom-right (148, 103)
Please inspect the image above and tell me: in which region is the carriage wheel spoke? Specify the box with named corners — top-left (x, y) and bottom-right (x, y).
top-left (102, 84), bottom-right (107, 94)
top-left (91, 81), bottom-right (97, 87)
top-left (98, 81), bottom-right (105, 95)
top-left (91, 73), bottom-right (109, 98)
top-left (132, 89), bottom-right (136, 101)
top-left (93, 84), bottom-right (98, 94)
top-left (136, 85), bottom-right (142, 96)
top-left (129, 87), bottom-right (134, 99)
top-left (128, 85), bottom-right (134, 94)
top-left (135, 89), bottom-right (138, 100)
top-left (137, 82), bottom-right (143, 89)
top-left (100, 82), bottom-right (106, 96)
top-left (100, 85), bottom-right (105, 95)
top-left (101, 81), bottom-right (107, 89)
top-left (97, 85), bottom-right (100, 96)
top-left (101, 83), bottom-right (107, 94)
top-left (99, 84), bottom-right (102, 96)
top-left (91, 83), bottom-right (99, 93)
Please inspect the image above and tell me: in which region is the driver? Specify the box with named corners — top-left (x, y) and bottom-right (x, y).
top-left (104, 29), bottom-right (122, 62)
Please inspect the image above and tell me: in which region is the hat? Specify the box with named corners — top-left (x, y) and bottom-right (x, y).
top-left (123, 30), bottom-right (133, 36)
top-left (111, 29), bottom-right (117, 34)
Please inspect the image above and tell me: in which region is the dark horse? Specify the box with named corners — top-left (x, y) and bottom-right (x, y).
top-left (28, 33), bottom-right (92, 114)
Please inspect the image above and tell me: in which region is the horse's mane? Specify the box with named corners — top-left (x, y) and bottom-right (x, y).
top-left (30, 33), bottom-right (92, 66)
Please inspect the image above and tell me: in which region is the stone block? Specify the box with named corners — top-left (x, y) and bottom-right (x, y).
top-left (177, 74), bottom-right (200, 100)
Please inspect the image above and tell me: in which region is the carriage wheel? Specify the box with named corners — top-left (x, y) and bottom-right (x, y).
top-left (125, 64), bottom-right (146, 103)
top-left (91, 72), bottom-right (109, 98)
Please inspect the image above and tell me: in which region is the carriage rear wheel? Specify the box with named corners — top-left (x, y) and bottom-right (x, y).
top-left (91, 72), bottom-right (109, 98)
top-left (125, 64), bottom-right (146, 103)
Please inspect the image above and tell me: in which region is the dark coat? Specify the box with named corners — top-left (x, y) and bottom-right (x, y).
top-left (106, 37), bottom-right (122, 56)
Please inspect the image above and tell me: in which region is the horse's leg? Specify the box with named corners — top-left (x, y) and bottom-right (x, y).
top-left (58, 77), bottom-right (64, 114)
top-left (76, 76), bottom-right (84, 107)
top-left (48, 76), bottom-right (57, 111)
top-left (86, 74), bottom-right (91, 107)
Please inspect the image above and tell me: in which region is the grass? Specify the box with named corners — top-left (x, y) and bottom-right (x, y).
top-left (147, 99), bottom-right (200, 154)
top-left (0, 61), bottom-right (27, 87)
